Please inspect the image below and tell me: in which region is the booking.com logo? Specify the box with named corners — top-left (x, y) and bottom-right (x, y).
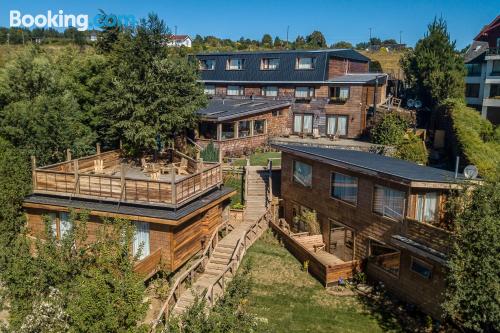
top-left (9, 10), bottom-right (137, 31)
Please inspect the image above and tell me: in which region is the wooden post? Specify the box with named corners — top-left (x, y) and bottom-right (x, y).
top-left (66, 149), bottom-right (71, 161)
top-left (171, 164), bottom-right (177, 206)
top-left (119, 140), bottom-right (123, 150)
top-left (120, 164), bottom-right (125, 199)
top-left (96, 143), bottom-right (101, 155)
top-left (31, 156), bottom-right (37, 189)
top-left (74, 159), bottom-right (79, 194)
top-left (198, 158), bottom-right (203, 173)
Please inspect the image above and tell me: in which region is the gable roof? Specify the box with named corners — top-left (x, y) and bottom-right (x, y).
top-left (273, 143), bottom-right (464, 185)
top-left (474, 15), bottom-right (500, 41)
top-left (197, 98), bottom-right (291, 121)
top-left (168, 34), bottom-right (191, 41)
top-left (195, 49), bottom-right (370, 83)
top-left (464, 41), bottom-right (489, 64)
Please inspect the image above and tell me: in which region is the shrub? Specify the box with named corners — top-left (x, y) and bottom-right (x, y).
top-left (200, 141), bottom-right (219, 162)
top-left (395, 133), bottom-right (428, 164)
top-left (370, 113), bottom-right (409, 145)
top-left (300, 210), bottom-right (320, 235)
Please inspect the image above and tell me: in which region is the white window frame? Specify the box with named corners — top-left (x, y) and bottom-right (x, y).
top-left (296, 57), bottom-right (316, 69)
top-left (227, 85), bottom-right (244, 96)
top-left (133, 221), bottom-right (150, 260)
top-left (262, 86), bottom-right (278, 97)
top-left (204, 85), bottom-right (216, 95)
top-left (199, 59), bottom-right (215, 70)
top-left (331, 172), bottom-right (358, 205)
top-left (293, 160), bottom-right (313, 188)
top-left (295, 87), bottom-right (314, 98)
top-left (227, 58), bottom-right (244, 70)
top-left (261, 58), bottom-right (280, 70)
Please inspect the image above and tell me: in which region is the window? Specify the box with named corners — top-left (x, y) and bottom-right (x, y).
top-left (373, 185), bottom-right (405, 221)
top-left (369, 239), bottom-right (400, 276)
top-left (293, 160), bottom-right (312, 187)
top-left (261, 58), bottom-right (280, 70)
top-left (326, 116), bottom-right (348, 137)
top-left (227, 85), bottom-right (244, 96)
top-left (253, 119), bottom-right (266, 135)
top-left (272, 110), bottom-right (282, 117)
top-left (204, 85), bottom-right (216, 95)
top-left (410, 257), bottom-right (433, 279)
top-left (199, 59), bottom-right (215, 70)
top-left (465, 63), bottom-right (481, 76)
top-left (465, 84), bottom-right (480, 98)
top-left (262, 86), bottom-right (278, 97)
top-left (221, 122), bottom-right (235, 139)
top-left (59, 212), bottom-right (72, 238)
top-left (227, 58), bottom-right (244, 70)
top-left (331, 172), bottom-right (358, 204)
top-left (489, 84), bottom-right (500, 98)
top-left (198, 122), bottom-right (217, 140)
top-left (330, 86), bottom-right (350, 102)
top-left (296, 57), bottom-right (316, 69)
top-left (293, 114), bottom-right (313, 134)
top-left (295, 87), bottom-right (315, 98)
top-left (238, 120), bottom-right (251, 138)
top-left (492, 60), bottom-right (500, 75)
top-left (48, 212), bottom-right (57, 237)
top-left (133, 221), bottom-right (150, 260)
top-left (416, 192), bottom-right (438, 222)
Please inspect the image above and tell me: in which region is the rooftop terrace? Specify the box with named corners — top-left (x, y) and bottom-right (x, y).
top-left (31, 147), bottom-right (222, 208)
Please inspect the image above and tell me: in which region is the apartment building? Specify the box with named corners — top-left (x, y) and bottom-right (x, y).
top-left (195, 49), bottom-right (388, 139)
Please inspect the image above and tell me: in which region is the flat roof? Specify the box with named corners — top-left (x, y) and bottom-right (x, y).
top-left (24, 187), bottom-right (234, 223)
top-left (197, 98), bottom-right (291, 121)
top-left (273, 143), bottom-right (464, 184)
top-left (328, 73), bottom-right (388, 84)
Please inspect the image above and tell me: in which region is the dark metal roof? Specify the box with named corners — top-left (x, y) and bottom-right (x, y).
top-left (273, 143), bottom-right (463, 184)
top-left (464, 41), bottom-right (488, 64)
top-left (195, 49), bottom-right (370, 83)
top-left (24, 187), bottom-right (234, 222)
top-left (391, 235), bottom-right (447, 265)
top-left (197, 98), bottom-right (291, 121)
top-left (328, 73), bottom-right (388, 84)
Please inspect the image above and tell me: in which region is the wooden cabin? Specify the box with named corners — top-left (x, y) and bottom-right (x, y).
top-left (273, 143), bottom-right (464, 318)
top-left (196, 98), bottom-right (291, 156)
top-left (23, 147), bottom-right (235, 279)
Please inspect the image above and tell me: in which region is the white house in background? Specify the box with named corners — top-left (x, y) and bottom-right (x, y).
top-left (166, 35), bottom-right (192, 47)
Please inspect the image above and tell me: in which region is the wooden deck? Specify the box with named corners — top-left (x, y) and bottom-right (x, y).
top-left (270, 220), bottom-right (360, 286)
top-left (31, 148), bottom-right (223, 208)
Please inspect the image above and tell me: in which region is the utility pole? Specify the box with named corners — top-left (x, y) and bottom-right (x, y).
top-left (369, 27), bottom-right (372, 43)
top-left (399, 30), bottom-right (403, 44)
top-left (286, 25), bottom-right (289, 49)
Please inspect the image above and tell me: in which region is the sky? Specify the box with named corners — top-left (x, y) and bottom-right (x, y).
top-left (1, 0), bottom-right (498, 49)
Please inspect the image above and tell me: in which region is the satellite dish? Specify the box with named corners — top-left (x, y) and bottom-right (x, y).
top-left (463, 165), bottom-right (478, 179)
top-left (414, 100), bottom-right (422, 108)
top-left (407, 99), bottom-right (415, 108)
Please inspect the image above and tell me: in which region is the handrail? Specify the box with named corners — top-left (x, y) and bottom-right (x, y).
top-left (151, 221), bottom-right (233, 330)
top-left (186, 137), bottom-right (204, 151)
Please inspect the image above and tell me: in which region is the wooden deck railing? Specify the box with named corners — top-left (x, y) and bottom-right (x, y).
top-left (32, 150), bottom-right (223, 208)
top-left (134, 248), bottom-right (164, 281)
top-left (150, 221), bottom-right (233, 331)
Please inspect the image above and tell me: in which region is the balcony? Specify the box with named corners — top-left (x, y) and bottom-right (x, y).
top-left (32, 148), bottom-right (222, 208)
top-left (486, 48), bottom-right (500, 60)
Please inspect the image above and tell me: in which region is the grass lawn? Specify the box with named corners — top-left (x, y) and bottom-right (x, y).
top-left (232, 151), bottom-right (281, 167)
top-left (242, 231), bottom-right (407, 333)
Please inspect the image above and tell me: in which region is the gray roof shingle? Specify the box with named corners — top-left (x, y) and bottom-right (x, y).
top-left (328, 73), bottom-right (388, 84)
top-left (273, 143), bottom-right (463, 184)
top-left (197, 98), bottom-right (291, 121)
top-left (195, 49), bottom-right (370, 83)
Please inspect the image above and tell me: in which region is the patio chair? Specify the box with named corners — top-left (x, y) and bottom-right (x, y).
top-left (173, 158), bottom-right (190, 175)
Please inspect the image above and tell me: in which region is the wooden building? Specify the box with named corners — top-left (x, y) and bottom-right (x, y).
top-left (196, 98), bottom-right (291, 156)
top-left (195, 49), bottom-right (388, 138)
top-left (23, 148), bottom-right (234, 279)
top-left (273, 143), bottom-right (463, 318)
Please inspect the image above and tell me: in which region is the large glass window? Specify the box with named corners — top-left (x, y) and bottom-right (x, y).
top-left (489, 84), bottom-right (500, 98)
top-left (465, 63), bottom-right (481, 76)
top-left (492, 60), bottom-right (500, 75)
top-left (59, 212), bottom-right (72, 239)
top-left (330, 86), bottom-right (350, 102)
top-left (296, 57), bottom-right (316, 69)
top-left (199, 59), bottom-right (215, 70)
top-left (465, 84), bottom-right (480, 98)
top-left (227, 58), bottom-right (244, 70)
top-left (253, 120), bottom-right (266, 135)
top-left (410, 257), bottom-right (433, 279)
top-left (295, 87), bottom-right (314, 98)
top-left (293, 160), bottom-right (312, 187)
top-left (262, 86), bottom-right (278, 97)
top-left (373, 185), bottom-right (405, 221)
top-left (133, 221), bottom-right (150, 260)
top-left (326, 116), bottom-right (348, 136)
top-left (261, 58), bottom-right (280, 70)
top-left (331, 173), bottom-right (358, 204)
top-left (369, 240), bottom-right (400, 276)
top-left (238, 120), bottom-right (251, 138)
top-left (416, 192), bottom-right (438, 222)
top-left (293, 114), bottom-right (313, 134)
top-left (227, 85), bottom-right (244, 96)
top-left (199, 122), bottom-right (218, 140)
top-left (204, 85), bottom-right (216, 95)
top-left (221, 123), bottom-right (235, 139)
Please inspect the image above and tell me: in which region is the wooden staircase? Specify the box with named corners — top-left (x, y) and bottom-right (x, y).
top-left (244, 166), bottom-right (269, 223)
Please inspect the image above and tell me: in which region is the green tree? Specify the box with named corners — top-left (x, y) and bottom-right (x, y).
top-left (370, 113), bottom-right (409, 146)
top-left (2, 213), bottom-right (148, 332)
top-left (293, 35), bottom-right (306, 49)
top-left (261, 34), bottom-right (273, 48)
top-left (444, 182), bottom-right (500, 332)
top-left (102, 13), bottom-right (207, 155)
top-left (395, 133), bottom-right (428, 164)
top-left (273, 36), bottom-right (283, 48)
top-left (331, 41), bottom-right (353, 49)
top-left (306, 31), bottom-right (327, 48)
top-left (401, 18), bottom-right (466, 109)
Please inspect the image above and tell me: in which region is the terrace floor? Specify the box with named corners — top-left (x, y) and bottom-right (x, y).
top-left (269, 136), bottom-right (389, 152)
